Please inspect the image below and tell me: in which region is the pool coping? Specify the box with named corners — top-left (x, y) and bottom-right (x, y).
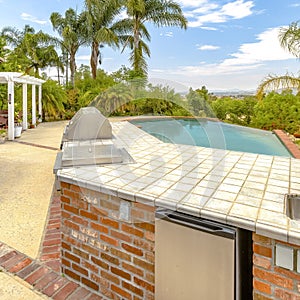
top-left (273, 129), bottom-right (300, 159)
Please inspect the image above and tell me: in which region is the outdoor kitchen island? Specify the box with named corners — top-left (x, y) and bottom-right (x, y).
top-left (55, 112), bottom-right (300, 300)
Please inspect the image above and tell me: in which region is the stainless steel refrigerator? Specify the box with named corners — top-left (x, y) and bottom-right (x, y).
top-left (155, 209), bottom-right (252, 300)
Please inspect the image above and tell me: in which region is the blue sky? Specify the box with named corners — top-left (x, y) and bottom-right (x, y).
top-left (0, 0), bottom-right (300, 92)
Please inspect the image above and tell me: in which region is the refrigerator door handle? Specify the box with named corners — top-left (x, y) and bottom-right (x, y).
top-left (156, 209), bottom-right (235, 239)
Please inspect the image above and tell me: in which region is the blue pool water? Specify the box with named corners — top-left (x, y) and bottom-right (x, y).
top-left (131, 118), bottom-right (292, 157)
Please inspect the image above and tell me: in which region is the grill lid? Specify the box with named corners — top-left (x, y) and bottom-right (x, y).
top-left (64, 107), bottom-right (112, 141)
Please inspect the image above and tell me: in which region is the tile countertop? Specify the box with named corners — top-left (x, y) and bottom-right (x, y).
top-left (57, 121), bottom-right (300, 246)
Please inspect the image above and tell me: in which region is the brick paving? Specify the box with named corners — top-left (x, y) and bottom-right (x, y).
top-left (0, 191), bottom-right (103, 299)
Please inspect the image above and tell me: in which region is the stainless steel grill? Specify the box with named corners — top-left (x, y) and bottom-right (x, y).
top-left (54, 107), bottom-right (133, 171)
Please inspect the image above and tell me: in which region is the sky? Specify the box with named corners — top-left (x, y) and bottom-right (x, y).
top-left (0, 0), bottom-right (300, 92)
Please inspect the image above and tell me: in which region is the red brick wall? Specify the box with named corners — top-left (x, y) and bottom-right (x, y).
top-left (60, 181), bottom-right (155, 300)
top-left (253, 233), bottom-right (300, 300)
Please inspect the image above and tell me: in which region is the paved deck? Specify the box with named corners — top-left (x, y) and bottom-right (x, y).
top-left (0, 121), bottom-right (102, 299)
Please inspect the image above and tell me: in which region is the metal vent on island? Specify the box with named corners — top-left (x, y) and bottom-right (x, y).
top-left (55, 107), bottom-right (134, 171)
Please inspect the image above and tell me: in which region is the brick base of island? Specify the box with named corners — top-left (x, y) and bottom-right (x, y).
top-left (253, 234), bottom-right (300, 300)
top-left (60, 181), bottom-right (155, 300)
top-left (60, 181), bottom-right (300, 300)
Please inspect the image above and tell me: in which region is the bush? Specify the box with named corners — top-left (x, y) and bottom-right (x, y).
top-left (251, 91), bottom-right (300, 133)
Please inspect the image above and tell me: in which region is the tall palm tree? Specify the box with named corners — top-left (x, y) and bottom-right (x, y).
top-left (257, 21), bottom-right (300, 99)
top-left (117, 0), bottom-right (187, 76)
top-left (84, 0), bottom-right (122, 79)
top-left (50, 8), bottom-right (88, 87)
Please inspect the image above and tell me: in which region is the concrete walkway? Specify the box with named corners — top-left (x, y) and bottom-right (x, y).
top-left (0, 121), bottom-right (66, 258)
top-left (0, 121), bottom-right (66, 299)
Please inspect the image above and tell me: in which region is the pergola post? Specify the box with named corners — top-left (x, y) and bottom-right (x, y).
top-left (0, 72), bottom-right (45, 139)
top-left (31, 84), bottom-right (36, 126)
top-left (38, 85), bottom-right (42, 122)
top-left (7, 79), bottom-right (15, 140)
top-left (22, 83), bottom-right (28, 130)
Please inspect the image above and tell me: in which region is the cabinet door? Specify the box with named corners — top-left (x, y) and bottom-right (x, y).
top-left (155, 218), bottom-right (235, 300)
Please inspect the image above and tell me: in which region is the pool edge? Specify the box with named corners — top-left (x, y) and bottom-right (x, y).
top-left (273, 129), bottom-right (300, 159)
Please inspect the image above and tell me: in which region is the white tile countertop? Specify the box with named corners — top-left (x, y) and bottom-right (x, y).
top-left (57, 121), bottom-right (300, 245)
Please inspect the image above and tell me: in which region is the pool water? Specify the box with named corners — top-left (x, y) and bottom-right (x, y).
top-left (131, 118), bottom-right (292, 157)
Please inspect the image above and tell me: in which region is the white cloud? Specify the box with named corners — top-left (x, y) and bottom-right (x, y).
top-left (160, 31), bottom-right (174, 37)
top-left (183, 0), bottom-right (255, 28)
top-left (177, 0), bottom-right (208, 8)
top-left (221, 27), bottom-right (294, 67)
top-left (221, 0), bottom-right (254, 19)
top-left (199, 26), bottom-right (218, 31)
top-left (21, 13), bottom-right (47, 25)
top-left (197, 44), bottom-right (220, 50)
top-left (150, 28), bottom-right (295, 78)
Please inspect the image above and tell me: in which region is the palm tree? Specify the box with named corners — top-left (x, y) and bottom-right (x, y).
top-left (42, 80), bottom-right (67, 120)
top-left (257, 21), bottom-right (300, 99)
top-left (279, 21), bottom-right (300, 59)
top-left (50, 8), bottom-right (88, 87)
top-left (2, 25), bottom-right (62, 77)
top-left (1, 24), bottom-right (35, 47)
top-left (257, 74), bottom-right (300, 100)
top-left (84, 0), bottom-right (122, 79)
top-left (91, 82), bottom-right (133, 116)
top-left (117, 0), bottom-right (187, 76)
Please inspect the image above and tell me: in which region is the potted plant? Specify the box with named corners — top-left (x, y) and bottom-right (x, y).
top-left (0, 129), bottom-right (6, 143)
top-left (14, 111), bottom-right (22, 138)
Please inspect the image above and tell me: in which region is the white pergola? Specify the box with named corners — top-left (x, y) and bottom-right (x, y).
top-left (0, 72), bottom-right (45, 140)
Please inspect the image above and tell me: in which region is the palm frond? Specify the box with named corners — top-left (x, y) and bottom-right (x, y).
top-left (256, 74), bottom-right (300, 100)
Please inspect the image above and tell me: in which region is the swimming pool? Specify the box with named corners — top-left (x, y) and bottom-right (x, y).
top-left (130, 118), bottom-right (292, 157)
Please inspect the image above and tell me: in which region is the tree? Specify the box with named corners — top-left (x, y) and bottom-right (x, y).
top-left (2, 25), bottom-right (62, 77)
top-left (0, 36), bottom-right (9, 71)
top-left (50, 8), bottom-right (88, 87)
top-left (186, 88), bottom-right (214, 117)
top-left (75, 65), bottom-right (116, 108)
top-left (252, 91), bottom-right (300, 133)
top-left (211, 96), bottom-right (257, 125)
top-left (279, 21), bottom-right (300, 59)
top-left (257, 74), bottom-right (300, 100)
top-left (42, 80), bottom-right (67, 120)
top-left (84, 0), bottom-right (121, 79)
top-left (257, 21), bottom-right (300, 98)
top-left (118, 0), bottom-right (187, 76)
